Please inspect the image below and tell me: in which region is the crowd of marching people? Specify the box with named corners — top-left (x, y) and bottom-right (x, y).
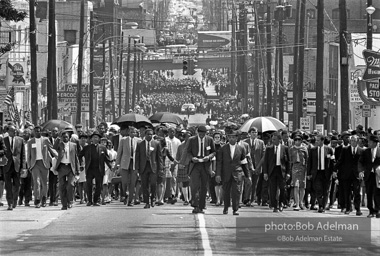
top-left (0, 121), bottom-right (379, 218)
top-left (136, 76), bottom-right (206, 115)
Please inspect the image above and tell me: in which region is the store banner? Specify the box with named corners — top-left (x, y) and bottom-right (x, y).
top-left (7, 61), bottom-right (27, 87)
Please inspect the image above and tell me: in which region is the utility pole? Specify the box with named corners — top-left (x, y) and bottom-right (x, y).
top-left (292, 0), bottom-right (300, 129)
top-left (231, 3), bottom-right (236, 95)
top-left (253, 5), bottom-right (260, 117)
top-left (118, 32), bottom-right (124, 117)
top-left (239, 3), bottom-right (248, 114)
top-left (125, 36), bottom-right (131, 113)
top-left (47, 0), bottom-right (57, 120)
top-left (102, 26), bottom-right (106, 121)
top-left (273, 48), bottom-right (278, 117)
top-left (76, 0), bottom-right (85, 125)
top-left (340, 0), bottom-right (349, 130)
top-left (109, 38), bottom-right (115, 120)
top-left (316, 0), bottom-right (324, 126)
top-left (266, 4), bottom-right (272, 116)
top-left (89, 11), bottom-right (94, 128)
top-left (29, 0), bottom-right (38, 125)
top-left (132, 40), bottom-right (137, 109)
top-left (278, 1), bottom-right (284, 122)
top-left (297, 0), bottom-right (306, 123)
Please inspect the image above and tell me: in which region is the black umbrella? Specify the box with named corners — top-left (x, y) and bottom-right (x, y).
top-left (113, 113), bottom-right (152, 128)
top-left (41, 119), bottom-right (77, 134)
top-left (149, 112), bottom-right (183, 125)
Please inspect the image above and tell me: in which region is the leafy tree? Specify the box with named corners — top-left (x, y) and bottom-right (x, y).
top-left (0, 0), bottom-right (27, 54)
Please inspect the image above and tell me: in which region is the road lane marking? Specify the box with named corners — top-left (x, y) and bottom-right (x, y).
top-left (198, 214), bottom-right (213, 256)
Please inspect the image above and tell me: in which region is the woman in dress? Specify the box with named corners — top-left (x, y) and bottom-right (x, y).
top-left (289, 134), bottom-right (308, 210)
top-left (0, 135), bottom-right (7, 207)
top-left (156, 137), bottom-right (177, 205)
top-left (212, 132), bottom-right (224, 206)
top-left (77, 134), bottom-right (88, 204)
top-left (176, 130), bottom-right (192, 205)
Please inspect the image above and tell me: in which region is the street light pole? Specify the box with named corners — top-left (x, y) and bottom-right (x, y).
top-left (340, 0), bottom-right (349, 131)
top-left (89, 11), bottom-right (94, 128)
top-left (108, 38), bottom-right (116, 121)
top-left (132, 40), bottom-right (137, 110)
top-left (76, 0), bottom-right (85, 125)
top-left (365, 0), bottom-right (375, 130)
top-left (118, 32), bottom-right (123, 117)
top-left (125, 36), bottom-right (131, 113)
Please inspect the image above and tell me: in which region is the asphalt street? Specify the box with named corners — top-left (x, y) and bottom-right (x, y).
top-left (1, 200), bottom-right (379, 256)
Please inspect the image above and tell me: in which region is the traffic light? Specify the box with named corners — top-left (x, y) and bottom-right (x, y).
top-left (188, 59), bottom-right (197, 75)
top-left (302, 98), bottom-right (308, 109)
top-left (182, 59), bottom-right (189, 75)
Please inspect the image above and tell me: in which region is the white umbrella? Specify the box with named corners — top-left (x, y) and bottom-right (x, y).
top-left (239, 116), bottom-right (286, 133)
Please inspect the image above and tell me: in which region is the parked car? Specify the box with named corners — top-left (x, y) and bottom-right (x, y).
top-left (181, 103), bottom-right (196, 114)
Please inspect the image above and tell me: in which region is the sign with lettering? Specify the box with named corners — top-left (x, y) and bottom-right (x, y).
top-left (366, 81), bottom-right (380, 100)
top-left (58, 84), bottom-right (91, 112)
top-left (350, 88), bottom-right (362, 103)
top-left (300, 117), bottom-right (310, 132)
top-left (362, 50), bottom-right (380, 81)
top-left (362, 109), bottom-right (371, 117)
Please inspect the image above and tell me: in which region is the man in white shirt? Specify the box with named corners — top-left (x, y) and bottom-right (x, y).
top-left (27, 126), bottom-right (58, 208)
top-left (216, 130), bottom-right (250, 215)
top-left (167, 128), bottom-right (181, 204)
top-left (116, 127), bottom-right (142, 206)
top-left (55, 131), bottom-right (80, 210)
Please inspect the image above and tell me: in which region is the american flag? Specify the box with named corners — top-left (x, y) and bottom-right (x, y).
top-left (8, 104), bottom-right (21, 127)
top-left (5, 86), bottom-right (20, 126)
top-left (4, 86), bottom-right (15, 106)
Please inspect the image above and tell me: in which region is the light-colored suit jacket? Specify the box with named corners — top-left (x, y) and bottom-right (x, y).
top-left (4, 136), bottom-right (25, 173)
top-left (244, 138), bottom-right (266, 173)
top-left (55, 141), bottom-right (80, 174)
top-left (27, 137), bottom-right (58, 169)
top-left (116, 136), bottom-right (142, 170)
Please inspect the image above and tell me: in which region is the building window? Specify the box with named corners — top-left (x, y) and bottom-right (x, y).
top-left (307, 9), bottom-right (316, 19)
top-left (332, 8), bottom-right (339, 19)
top-left (331, 8), bottom-right (350, 19)
top-left (64, 30), bottom-right (76, 45)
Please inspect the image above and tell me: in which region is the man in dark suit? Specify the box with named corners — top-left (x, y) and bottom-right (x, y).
top-left (187, 125), bottom-right (216, 214)
top-left (78, 131), bottom-right (112, 206)
top-left (244, 127), bottom-right (266, 207)
top-left (263, 132), bottom-right (290, 212)
top-left (3, 124), bottom-right (25, 210)
top-left (27, 126), bottom-right (58, 208)
top-left (326, 135), bottom-right (342, 210)
top-left (111, 126), bottom-right (129, 202)
top-left (307, 134), bottom-right (334, 213)
top-left (333, 135), bottom-right (363, 215)
top-left (55, 131), bottom-right (80, 210)
top-left (135, 128), bottom-right (163, 209)
top-left (359, 134), bottom-right (380, 218)
top-left (216, 131), bottom-right (250, 215)
top-left (48, 127), bottom-right (60, 206)
top-left (18, 128), bottom-right (32, 207)
top-left (112, 126), bottom-right (129, 152)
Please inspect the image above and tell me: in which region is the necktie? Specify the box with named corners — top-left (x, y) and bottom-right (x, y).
top-left (130, 139), bottom-right (134, 158)
top-left (10, 137), bottom-right (13, 152)
top-left (147, 141), bottom-right (151, 161)
top-left (372, 148), bottom-right (376, 162)
top-left (201, 139), bottom-right (204, 157)
top-left (318, 147), bottom-right (321, 170)
top-left (352, 147), bottom-right (355, 156)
